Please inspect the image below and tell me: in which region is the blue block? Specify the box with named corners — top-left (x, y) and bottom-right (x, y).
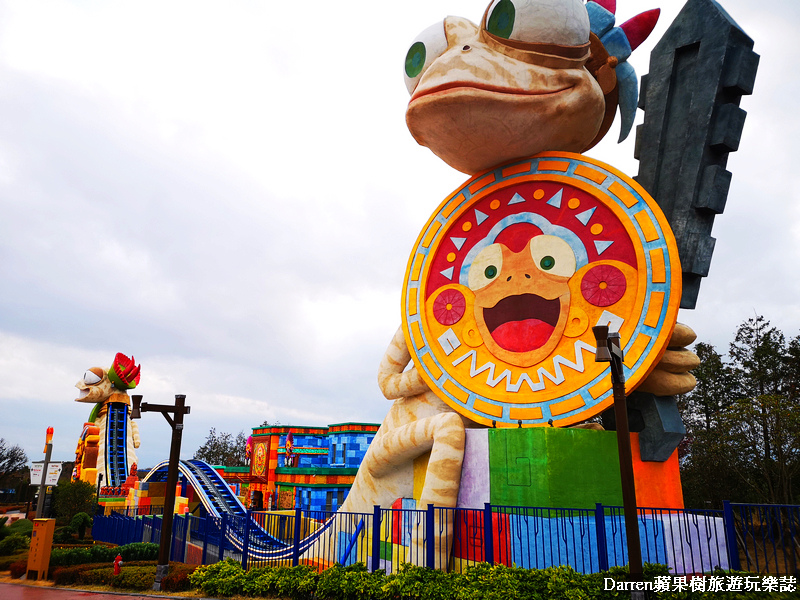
top-left (508, 514), bottom-right (667, 574)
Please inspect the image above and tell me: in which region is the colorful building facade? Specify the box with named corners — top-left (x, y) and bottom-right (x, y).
top-left (238, 422), bottom-right (379, 512)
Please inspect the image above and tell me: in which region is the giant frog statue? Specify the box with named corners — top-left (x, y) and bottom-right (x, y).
top-left (338, 0), bottom-right (699, 554)
top-left (72, 353), bottom-right (141, 488)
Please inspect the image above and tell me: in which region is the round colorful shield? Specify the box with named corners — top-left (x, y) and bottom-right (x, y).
top-left (401, 152), bottom-right (681, 427)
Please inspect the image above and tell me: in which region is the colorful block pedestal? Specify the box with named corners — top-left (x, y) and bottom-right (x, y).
top-left (457, 427), bottom-right (684, 510)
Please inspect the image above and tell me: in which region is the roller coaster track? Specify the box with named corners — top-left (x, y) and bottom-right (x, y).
top-left (142, 459), bottom-right (336, 560)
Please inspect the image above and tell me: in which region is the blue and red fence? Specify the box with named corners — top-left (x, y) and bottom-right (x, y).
top-left (92, 501), bottom-right (800, 575)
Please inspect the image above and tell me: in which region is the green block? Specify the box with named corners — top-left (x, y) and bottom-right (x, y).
top-left (488, 428), bottom-right (624, 509)
top-left (546, 428), bottom-right (622, 508)
top-left (380, 540), bottom-right (393, 561)
top-left (489, 428), bottom-right (549, 507)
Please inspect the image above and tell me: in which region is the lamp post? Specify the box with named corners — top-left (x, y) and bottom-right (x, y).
top-left (592, 326), bottom-right (643, 592)
top-left (35, 427), bottom-right (54, 519)
top-left (131, 394), bottom-right (190, 592)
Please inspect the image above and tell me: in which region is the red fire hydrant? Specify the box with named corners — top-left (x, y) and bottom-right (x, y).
top-left (113, 554), bottom-right (123, 575)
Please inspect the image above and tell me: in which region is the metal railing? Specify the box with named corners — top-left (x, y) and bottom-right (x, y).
top-left (92, 501), bottom-right (800, 575)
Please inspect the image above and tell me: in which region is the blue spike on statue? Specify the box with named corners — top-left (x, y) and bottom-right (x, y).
top-left (616, 61), bottom-right (638, 142)
top-left (601, 27), bottom-right (632, 63)
top-left (587, 2), bottom-right (616, 37)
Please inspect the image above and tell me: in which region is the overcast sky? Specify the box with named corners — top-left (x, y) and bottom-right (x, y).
top-left (0, 0), bottom-right (796, 470)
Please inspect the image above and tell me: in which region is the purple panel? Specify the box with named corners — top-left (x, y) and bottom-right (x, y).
top-left (457, 428), bottom-right (490, 508)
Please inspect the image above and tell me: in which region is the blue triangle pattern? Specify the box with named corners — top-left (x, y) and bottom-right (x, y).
top-left (440, 267), bottom-right (454, 280)
top-left (594, 240), bottom-right (613, 255)
top-left (509, 193), bottom-right (526, 205)
top-left (547, 189), bottom-right (563, 208)
top-left (576, 207), bottom-right (596, 226)
top-left (475, 209), bottom-right (488, 225)
top-left (451, 237), bottom-right (466, 250)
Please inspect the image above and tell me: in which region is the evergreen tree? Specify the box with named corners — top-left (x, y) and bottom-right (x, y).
top-left (193, 428), bottom-right (249, 466)
top-left (681, 317), bottom-right (800, 506)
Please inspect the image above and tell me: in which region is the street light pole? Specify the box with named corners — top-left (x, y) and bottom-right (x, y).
top-left (35, 427), bottom-right (54, 519)
top-left (131, 394), bottom-right (190, 592)
top-left (592, 326), bottom-right (644, 594)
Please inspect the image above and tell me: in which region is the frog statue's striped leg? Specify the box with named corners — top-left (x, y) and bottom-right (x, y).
top-left (340, 326), bottom-right (468, 566)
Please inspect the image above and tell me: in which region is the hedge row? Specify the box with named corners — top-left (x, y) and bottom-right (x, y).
top-left (51, 561), bottom-right (196, 592)
top-left (188, 560), bottom-right (798, 600)
top-left (48, 542), bottom-right (158, 566)
top-left (0, 551), bottom-right (27, 570)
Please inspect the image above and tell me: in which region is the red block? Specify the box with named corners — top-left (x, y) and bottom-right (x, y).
top-left (452, 510), bottom-right (511, 565)
top-left (391, 498), bottom-right (403, 544)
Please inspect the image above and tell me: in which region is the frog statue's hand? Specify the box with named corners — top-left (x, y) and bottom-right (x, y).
top-left (131, 418), bottom-right (141, 449)
top-left (377, 326), bottom-right (431, 400)
top-left (636, 323), bottom-right (700, 396)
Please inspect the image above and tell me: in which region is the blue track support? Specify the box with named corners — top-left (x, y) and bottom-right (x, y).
top-left (341, 517), bottom-right (365, 566)
top-left (182, 514), bottom-right (190, 562)
top-left (202, 516), bottom-right (209, 565)
top-left (426, 504), bottom-right (435, 569)
top-left (484, 503), bottom-right (494, 565)
top-left (292, 506), bottom-right (302, 566)
top-left (595, 503), bottom-right (609, 571)
top-left (242, 510), bottom-right (252, 570)
top-left (723, 501), bottom-right (741, 571)
top-left (372, 506), bottom-right (381, 572)
top-left (220, 513), bottom-right (227, 561)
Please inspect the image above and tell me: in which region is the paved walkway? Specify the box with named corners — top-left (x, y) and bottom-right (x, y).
top-left (0, 582), bottom-right (206, 599)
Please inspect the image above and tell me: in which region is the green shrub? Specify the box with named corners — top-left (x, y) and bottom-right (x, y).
top-left (112, 566), bottom-right (155, 591)
top-left (69, 512), bottom-right (92, 540)
top-left (0, 534), bottom-right (30, 556)
top-left (189, 558), bottom-right (247, 596)
top-left (53, 526), bottom-right (76, 544)
top-left (80, 566), bottom-right (116, 587)
top-left (8, 519), bottom-right (33, 536)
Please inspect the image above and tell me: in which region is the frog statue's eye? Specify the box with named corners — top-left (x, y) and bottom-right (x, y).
top-left (530, 235), bottom-right (576, 278)
top-left (404, 20), bottom-right (448, 95)
top-left (83, 368), bottom-right (103, 385)
top-left (483, 0), bottom-right (590, 47)
top-left (468, 244), bottom-right (504, 291)
top-left (485, 0), bottom-right (515, 39)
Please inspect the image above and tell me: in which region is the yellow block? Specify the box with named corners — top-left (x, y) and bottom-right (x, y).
top-left (509, 406), bottom-right (544, 421)
top-left (634, 210), bottom-right (659, 242)
top-left (574, 164), bottom-right (607, 184)
top-left (413, 451), bottom-right (431, 501)
top-left (608, 181), bottom-right (639, 208)
top-left (473, 398), bottom-right (503, 418)
top-left (80, 469), bottom-right (97, 485)
top-left (550, 395), bottom-right (586, 417)
top-left (649, 248), bottom-right (666, 283)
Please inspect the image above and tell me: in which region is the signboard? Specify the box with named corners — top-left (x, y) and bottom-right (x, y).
top-left (30, 463), bottom-right (62, 486)
top-left (29, 463), bottom-right (43, 485)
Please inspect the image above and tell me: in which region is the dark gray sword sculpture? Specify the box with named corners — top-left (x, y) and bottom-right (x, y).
top-left (603, 0), bottom-right (759, 460)
top-left (635, 0), bottom-right (759, 309)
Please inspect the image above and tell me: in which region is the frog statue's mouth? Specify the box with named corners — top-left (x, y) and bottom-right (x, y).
top-left (482, 293), bottom-right (560, 353)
